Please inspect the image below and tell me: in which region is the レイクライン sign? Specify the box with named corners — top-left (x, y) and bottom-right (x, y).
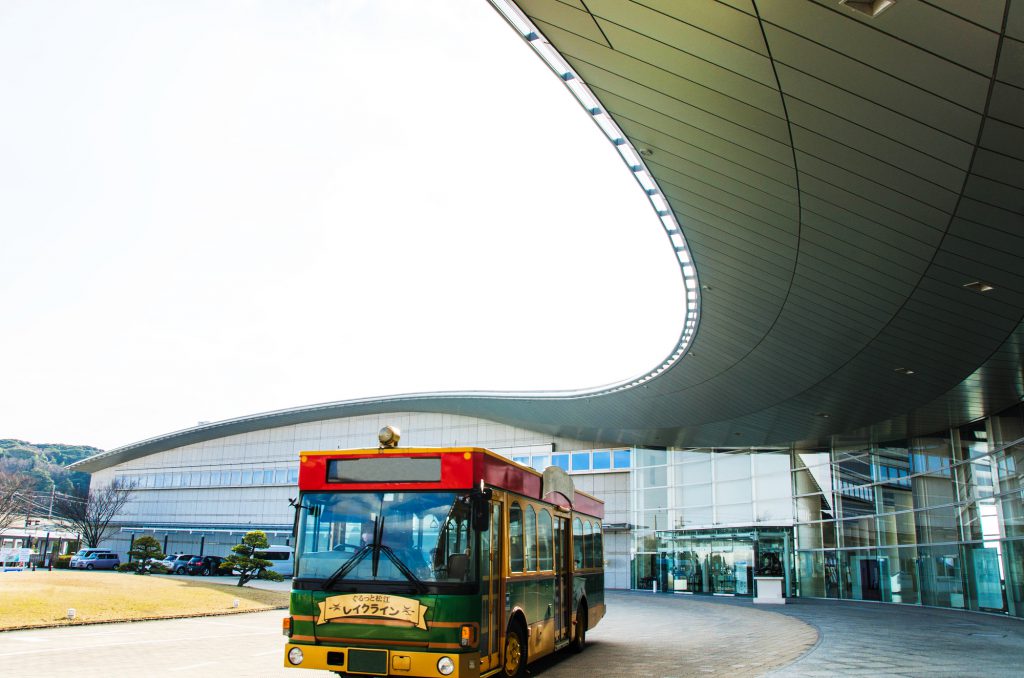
top-left (316, 593), bottom-right (428, 629)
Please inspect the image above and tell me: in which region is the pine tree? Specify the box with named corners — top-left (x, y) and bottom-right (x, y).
top-left (120, 535), bottom-right (168, 574)
top-left (222, 530), bottom-right (285, 587)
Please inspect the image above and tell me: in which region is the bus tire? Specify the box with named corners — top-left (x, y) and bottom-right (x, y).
top-left (502, 620), bottom-right (527, 678)
top-left (571, 603), bottom-right (587, 653)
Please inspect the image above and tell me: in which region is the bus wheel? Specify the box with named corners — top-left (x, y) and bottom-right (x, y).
top-left (502, 620), bottom-right (527, 677)
top-left (571, 604), bottom-right (587, 653)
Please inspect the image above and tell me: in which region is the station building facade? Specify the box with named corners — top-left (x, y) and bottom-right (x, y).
top-left (81, 400), bottom-right (1024, 619)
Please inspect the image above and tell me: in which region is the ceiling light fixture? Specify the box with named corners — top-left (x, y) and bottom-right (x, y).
top-left (963, 281), bottom-right (995, 293)
top-left (894, 367), bottom-right (915, 375)
top-left (839, 0), bottom-right (896, 18)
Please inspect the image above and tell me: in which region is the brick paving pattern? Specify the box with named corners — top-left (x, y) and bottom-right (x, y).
top-left (764, 597), bottom-right (1024, 678)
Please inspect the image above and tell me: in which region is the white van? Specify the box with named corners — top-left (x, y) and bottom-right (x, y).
top-left (255, 545), bottom-right (293, 577)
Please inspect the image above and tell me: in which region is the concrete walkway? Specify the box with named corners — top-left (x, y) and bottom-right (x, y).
top-left (763, 596), bottom-right (1024, 677)
top-left (2, 589), bottom-right (1022, 676)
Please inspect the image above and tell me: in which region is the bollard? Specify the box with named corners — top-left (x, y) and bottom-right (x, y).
top-left (67, 608), bottom-right (76, 620)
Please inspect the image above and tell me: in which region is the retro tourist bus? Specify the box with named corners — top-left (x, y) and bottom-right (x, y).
top-left (283, 427), bottom-right (605, 677)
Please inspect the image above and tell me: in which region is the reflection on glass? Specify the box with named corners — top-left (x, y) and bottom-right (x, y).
top-left (295, 491), bottom-right (475, 585)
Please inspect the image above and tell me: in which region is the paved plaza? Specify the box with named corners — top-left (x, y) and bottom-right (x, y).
top-left (2, 590), bottom-right (1022, 677)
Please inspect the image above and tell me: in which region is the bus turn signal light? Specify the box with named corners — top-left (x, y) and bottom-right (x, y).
top-left (282, 617), bottom-right (292, 637)
top-left (460, 624), bottom-right (475, 647)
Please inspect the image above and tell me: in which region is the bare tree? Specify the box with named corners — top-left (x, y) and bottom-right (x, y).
top-left (0, 470), bottom-right (33, 537)
top-left (54, 478), bottom-right (136, 548)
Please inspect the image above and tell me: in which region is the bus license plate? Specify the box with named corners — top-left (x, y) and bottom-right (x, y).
top-left (348, 648), bottom-right (388, 675)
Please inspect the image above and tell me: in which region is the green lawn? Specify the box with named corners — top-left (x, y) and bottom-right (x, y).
top-left (0, 570), bottom-right (288, 630)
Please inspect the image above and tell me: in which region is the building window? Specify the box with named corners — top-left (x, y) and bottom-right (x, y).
top-left (613, 449), bottom-right (631, 469)
top-left (552, 454), bottom-right (570, 471)
top-left (572, 452), bottom-right (591, 471)
top-left (593, 450), bottom-right (611, 470)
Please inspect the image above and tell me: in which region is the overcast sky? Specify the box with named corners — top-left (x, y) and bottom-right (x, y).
top-left (0, 0), bottom-right (683, 450)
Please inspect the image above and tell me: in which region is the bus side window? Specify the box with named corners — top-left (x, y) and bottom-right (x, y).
top-left (525, 505), bottom-right (537, 572)
top-left (583, 520), bottom-right (593, 569)
top-left (596, 525), bottom-right (604, 566)
top-left (510, 502), bottom-right (524, 573)
top-left (537, 509), bottom-right (553, 570)
top-left (573, 517), bottom-right (583, 569)
top-left (589, 520), bottom-right (600, 568)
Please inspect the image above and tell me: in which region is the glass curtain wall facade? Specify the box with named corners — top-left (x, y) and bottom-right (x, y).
top-left (794, 403), bottom-right (1024, 617)
top-left (631, 448), bottom-right (794, 596)
top-left (630, 403), bottom-right (1024, 616)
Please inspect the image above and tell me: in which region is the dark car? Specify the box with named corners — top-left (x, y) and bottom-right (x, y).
top-left (187, 555), bottom-right (230, 576)
top-left (165, 553), bottom-right (199, 575)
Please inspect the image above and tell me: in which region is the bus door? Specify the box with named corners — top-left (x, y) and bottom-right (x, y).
top-left (479, 498), bottom-right (503, 672)
top-left (554, 513), bottom-right (572, 643)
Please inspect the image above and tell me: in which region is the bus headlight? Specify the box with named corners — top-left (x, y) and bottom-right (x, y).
top-left (287, 647), bottom-right (304, 665)
top-left (437, 656), bottom-right (455, 675)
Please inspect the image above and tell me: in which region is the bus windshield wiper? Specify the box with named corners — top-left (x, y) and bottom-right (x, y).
top-left (322, 544), bottom-right (372, 590)
top-left (378, 544), bottom-right (427, 594)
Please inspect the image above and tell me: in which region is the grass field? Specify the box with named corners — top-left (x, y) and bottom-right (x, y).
top-left (0, 570), bottom-right (289, 630)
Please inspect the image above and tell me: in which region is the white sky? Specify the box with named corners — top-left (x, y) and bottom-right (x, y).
top-left (0, 0), bottom-right (683, 450)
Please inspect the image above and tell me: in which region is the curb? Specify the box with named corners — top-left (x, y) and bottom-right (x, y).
top-left (0, 604), bottom-right (289, 633)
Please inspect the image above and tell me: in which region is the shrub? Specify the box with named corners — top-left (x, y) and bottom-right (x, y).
top-left (125, 536), bottom-right (165, 575)
top-left (117, 560), bottom-right (170, 575)
top-left (222, 530), bottom-right (284, 587)
top-left (54, 555), bottom-right (72, 569)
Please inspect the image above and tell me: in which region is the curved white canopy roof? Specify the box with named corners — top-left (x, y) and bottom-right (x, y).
top-left (75, 0), bottom-right (1024, 473)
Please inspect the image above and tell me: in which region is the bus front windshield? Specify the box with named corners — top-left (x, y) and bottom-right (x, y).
top-left (296, 491), bottom-right (477, 587)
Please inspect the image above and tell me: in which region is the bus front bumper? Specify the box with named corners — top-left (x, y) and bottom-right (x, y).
top-left (283, 643), bottom-right (481, 677)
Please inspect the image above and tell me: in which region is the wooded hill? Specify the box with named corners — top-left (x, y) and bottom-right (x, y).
top-left (0, 439), bottom-right (98, 495)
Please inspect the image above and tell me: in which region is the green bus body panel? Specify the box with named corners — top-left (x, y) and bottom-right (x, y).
top-left (580, 573), bottom-right (604, 611)
top-left (290, 589), bottom-right (480, 650)
top-left (504, 578), bottom-right (555, 624)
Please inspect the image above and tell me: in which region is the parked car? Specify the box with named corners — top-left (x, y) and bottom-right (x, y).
top-left (76, 552), bottom-right (120, 570)
top-left (186, 555), bottom-right (230, 576)
top-left (164, 553), bottom-right (199, 575)
top-left (69, 548), bottom-right (112, 568)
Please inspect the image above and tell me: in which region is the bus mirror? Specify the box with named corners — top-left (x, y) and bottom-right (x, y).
top-left (472, 489), bottom-right (492, 532)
